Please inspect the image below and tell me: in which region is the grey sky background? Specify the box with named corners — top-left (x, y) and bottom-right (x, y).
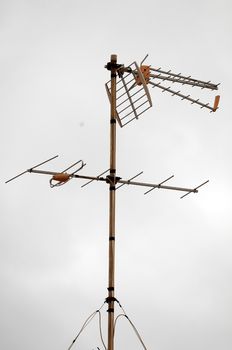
top-left (1, 1), bottom-right (232, 350)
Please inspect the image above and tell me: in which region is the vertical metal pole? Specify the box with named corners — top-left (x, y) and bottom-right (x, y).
top-left (108, 54), bottom-right (117, 350)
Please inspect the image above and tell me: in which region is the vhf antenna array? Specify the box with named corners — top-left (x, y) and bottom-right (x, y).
top-left (6, 54), bottom-right (220, 350)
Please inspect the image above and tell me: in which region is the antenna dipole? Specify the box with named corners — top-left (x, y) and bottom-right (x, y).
top-left (5, 54), bottom-right (221, 350)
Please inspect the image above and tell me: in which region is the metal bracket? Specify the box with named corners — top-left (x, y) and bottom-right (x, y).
top-left (105, 62), bottom-right (123, 71)
top-left (106, 175), bottom-right (121, 186)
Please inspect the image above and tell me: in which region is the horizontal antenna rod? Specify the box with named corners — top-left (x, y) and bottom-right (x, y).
top-left (180, 180), bottom-right (209, 199)
top-left (144, 175), bottom-right (174, 195)
top-left (117, 178), bottom-right (198, 194)
top-left (149, 81), bottom-right (218, 112)
top-left (29, 169), bottom-right (107, 183)
top-left (33, 170), bottom-right (195, 193)
top-left (81, 169), bottom-right (110, 188)
top-left (116, 171), bottom-right (143, 190)
top-left (5, 155), bottom-right (59, 184)
top-left (9, 167), bottom-right (204, 196)
top-left (149, 74), bottom-right (217, 90)
top-left (150, 67), bottom-right (219, 90)
top-left (62, 160), bottom-right (83, 173)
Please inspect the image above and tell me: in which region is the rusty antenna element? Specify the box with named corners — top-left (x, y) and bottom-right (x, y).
top-left (105, 54), bottom-right (220, 127)
top-left (6, 54), bottom-right (220, 350)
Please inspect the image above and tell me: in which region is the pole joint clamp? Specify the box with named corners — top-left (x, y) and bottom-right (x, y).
top-left (105, 296), bottom-right (118, 303)
top-left (106, 175), bottom-right (121, 185)
top-left (105, 62), bottom-right (122, 71)
top-left (107, 308), bottom-right (114, 313)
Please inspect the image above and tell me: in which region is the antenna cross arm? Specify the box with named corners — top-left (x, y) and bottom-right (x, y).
top-left (29, 169), bottom-right (108, 183)
top-left (117, 178), bottom-right (199, 196)
top-left (5, 155), bottom-right (59, 184)
top-left (6, 165), bottom-right (208, 199)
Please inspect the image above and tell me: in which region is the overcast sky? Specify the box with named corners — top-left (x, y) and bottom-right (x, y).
top-left (1, 1), bottom-right (232, 350)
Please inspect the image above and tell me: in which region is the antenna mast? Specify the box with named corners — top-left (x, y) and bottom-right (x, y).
top-left (107, 54), bottom-right (117, 350)
top-left (6, 53), bottom-right (221, 350)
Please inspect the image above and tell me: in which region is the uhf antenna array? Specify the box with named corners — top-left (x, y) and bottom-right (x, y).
top-left (6, 54), bottom-right (220, 350)
top-left (105, 54), bottom-right (220, 127)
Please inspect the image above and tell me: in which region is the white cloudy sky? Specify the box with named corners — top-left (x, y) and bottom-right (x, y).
top-left (1, 1), bottom-right (232, 350)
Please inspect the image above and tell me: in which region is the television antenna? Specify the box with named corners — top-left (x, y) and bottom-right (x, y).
top-left (6, 54), bottom-right (220, 350)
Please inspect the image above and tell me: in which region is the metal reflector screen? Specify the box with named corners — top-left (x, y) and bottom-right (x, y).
top-left (105, 62), bottom-right (152, 127)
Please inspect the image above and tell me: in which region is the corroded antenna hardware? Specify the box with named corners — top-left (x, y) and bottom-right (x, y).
top-left (105, 54), bottom-right (220, 127)
top-left (6, 54), bottom-right (220, 350)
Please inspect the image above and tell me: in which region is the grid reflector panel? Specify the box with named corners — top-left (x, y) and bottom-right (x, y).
top-left (105, 62), bottom-right (152, 127)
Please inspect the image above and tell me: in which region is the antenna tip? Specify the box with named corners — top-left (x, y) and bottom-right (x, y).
top-left (213, 95), bottom-right (220, 112)
top-left (111, 54), bottom-right (117, 62)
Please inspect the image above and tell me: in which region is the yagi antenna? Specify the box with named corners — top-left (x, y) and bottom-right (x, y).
top-left (105, 57), bottom-right (220, 127)
top-left (6, 54), bottom-right (221, 350)
top-left (145, 65), bottom-right (220, 113)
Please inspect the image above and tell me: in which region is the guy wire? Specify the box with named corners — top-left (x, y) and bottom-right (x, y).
top-left (113, 301), bottom-right (148, 350)
top-left (67, 302), bottom-right (106, 350)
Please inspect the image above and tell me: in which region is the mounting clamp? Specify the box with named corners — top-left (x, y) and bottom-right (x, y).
top-left (105, 62), bottom-right (123, 71)
top-left (106, 175), bottom-right (121, 185)
top-left (105, 296), bottom-right (118, 303)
